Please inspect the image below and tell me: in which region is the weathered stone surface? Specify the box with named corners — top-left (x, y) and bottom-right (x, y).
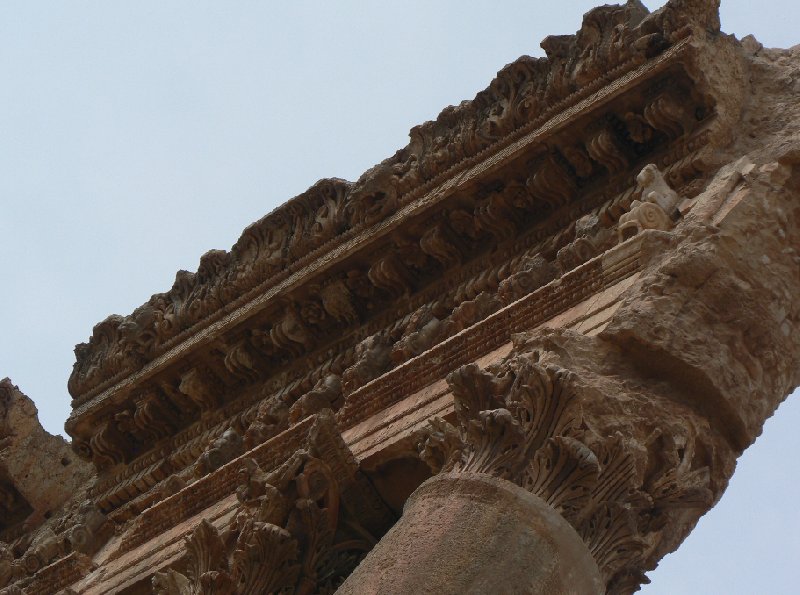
top-left (0, 380), bottom-right (98, 594)
top-left (338, 473), bottom-right (604, 595)
top-left (4, 0), bottom-right (800, 593)
top-left (0, 380), bottom-right (91, 538)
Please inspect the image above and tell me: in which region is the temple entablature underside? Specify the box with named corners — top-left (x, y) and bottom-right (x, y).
top-left (5, 1), bottom-right (800, 593)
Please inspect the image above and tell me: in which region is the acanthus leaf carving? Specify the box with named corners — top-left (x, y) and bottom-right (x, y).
top-left (414, 416), bottom-right (464, 474)
top-left (68, 0), bottom-right (716, 403)
top-left (318, 279), bottom-right (358, 325)
top-left (556, 236), bottom-right (600, 273)
top-left (460, 408), bottom-right (525, 478)
top-left (194, 429), bottom-right (244, 478)
top-left (497, 254), bottom-right (558, 305)
top-left (503, 359), bottom-right (580, 458)
top-left (288, 375), bottom-right (343, 425)
top-left (643, 91), bottom-right (692, 140)
top-left (473, 188), bottom-right (519, 240)
top-left (271, 305), bottom-right (314, 357)
top-left (243, 395), bottom-right (290, 450)
top-left (120, 389), bottom-right (181, 443)
top-left (390, 306), bottom-right (446, 365)
top-left (416, 353), bottom-right (664, 592)
top-left (447, 291), bottom-right (501, 334)
top-left (623, 111), bottom-right (655, 145)
top-left (184, 519), bottom-right (229, 588)
top-left (346, 161), bottom-right (401, 229)
top-left (89, 418), bottom-right (132, 469)
top-left (447, 363), bottom-right (507, 425)
top-left (561, 144), bottom-right (595, 179)
top-left (577, 502), bottom-right (647, 587)
top-left (157, 419), bottom-right (379, 595)
top-left (589, 434), bottom-right (644, 508)
top-left (309, 179), bottom-right (349, 247)
top-left (178, 368), bottom-right (221, 412)
top-left (230, 519), bottom-right (299, 595)
top-left (447, 208), bottom-right (481, 242)
top-left (555, 212), bottom-right (617, 273)
top-left (221, 338), bottom-right (260, 383)
top-left (524, 436), bottom-right (600, 523)
top-left (341, 333), bottom-right (393, 395)
top-left (643, 428), bottom-right (713, 512)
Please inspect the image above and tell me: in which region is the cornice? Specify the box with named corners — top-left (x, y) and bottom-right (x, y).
top-left (67, 0), bottom-right (722, 405)
top-left (66, 38), bottom-right (711, 445)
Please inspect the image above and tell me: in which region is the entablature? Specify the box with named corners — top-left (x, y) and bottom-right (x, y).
top-left (64, 1), bottom-right (742, 531)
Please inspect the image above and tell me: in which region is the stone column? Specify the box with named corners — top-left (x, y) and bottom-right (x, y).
top-left (338, 358), bottom-right (629, 594)
top-left (337, 471), bottom-right (603, 595)
top-left (339, 337), bottom-right (743, 594)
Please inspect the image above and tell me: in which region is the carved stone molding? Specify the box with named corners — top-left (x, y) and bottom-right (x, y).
top-left (65, 5), bottom-right (726, 489)
top-left (8, 1), bottom-right (800, 593)
top-left (81, 161), bottom-right (683, 519)
top-left (68, 1), bottom-right (724, 410)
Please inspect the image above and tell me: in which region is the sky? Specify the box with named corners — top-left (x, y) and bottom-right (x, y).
top-left (0, 1), bottom-right (797, 592)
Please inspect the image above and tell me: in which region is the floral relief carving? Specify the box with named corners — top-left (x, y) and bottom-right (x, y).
top-left (67, 0), bottom-right (718, 403)
top-left (415, 348), bottom-right (715, 592)
top-left (154, 442), bottom-right (379, 595)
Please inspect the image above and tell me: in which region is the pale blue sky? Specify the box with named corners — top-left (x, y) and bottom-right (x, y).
top-left (0, 1), bottom-right (797, 593)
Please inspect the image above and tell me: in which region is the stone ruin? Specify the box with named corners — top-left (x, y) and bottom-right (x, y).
top-left (2, 0), bottom-right (799, 592)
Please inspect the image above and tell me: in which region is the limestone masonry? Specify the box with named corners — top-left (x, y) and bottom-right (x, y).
top-left (2, 1), bottom-right (799, 593)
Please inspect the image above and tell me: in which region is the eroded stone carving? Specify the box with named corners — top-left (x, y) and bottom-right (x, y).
top-left (67, 0), bottom-right (722, 404)
top-left (497, 254), bottom-right (558, 304)
top-left (155, 428), bottom-right (381, 594)
top-left (288, 375), bottom-right (343, 425)
top-left (15, 1), bottom-right (799, 593)
top-left (415, 349), bottom-right (717, 591)
top-left (341, 333), bottom-right (393, 395)
top-left (619, 164), bottom-right (682, 240)
top-left (194, 429), bottom-right (244, 478)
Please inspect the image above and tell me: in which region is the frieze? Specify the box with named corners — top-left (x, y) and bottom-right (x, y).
top-left (153, 449), bottom-right (383, 594)
top-left (80, 178), bottom-right (648, 514)
top-left (91, 156), bottom-right (690, 519)
top-left (62, 13), bottom-right (734, 548)
top-left (7, 1), bottom-right (800, 593)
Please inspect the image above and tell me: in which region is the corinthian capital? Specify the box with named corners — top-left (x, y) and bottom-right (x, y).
top-left (416, 349), bottom-right (712, 593)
